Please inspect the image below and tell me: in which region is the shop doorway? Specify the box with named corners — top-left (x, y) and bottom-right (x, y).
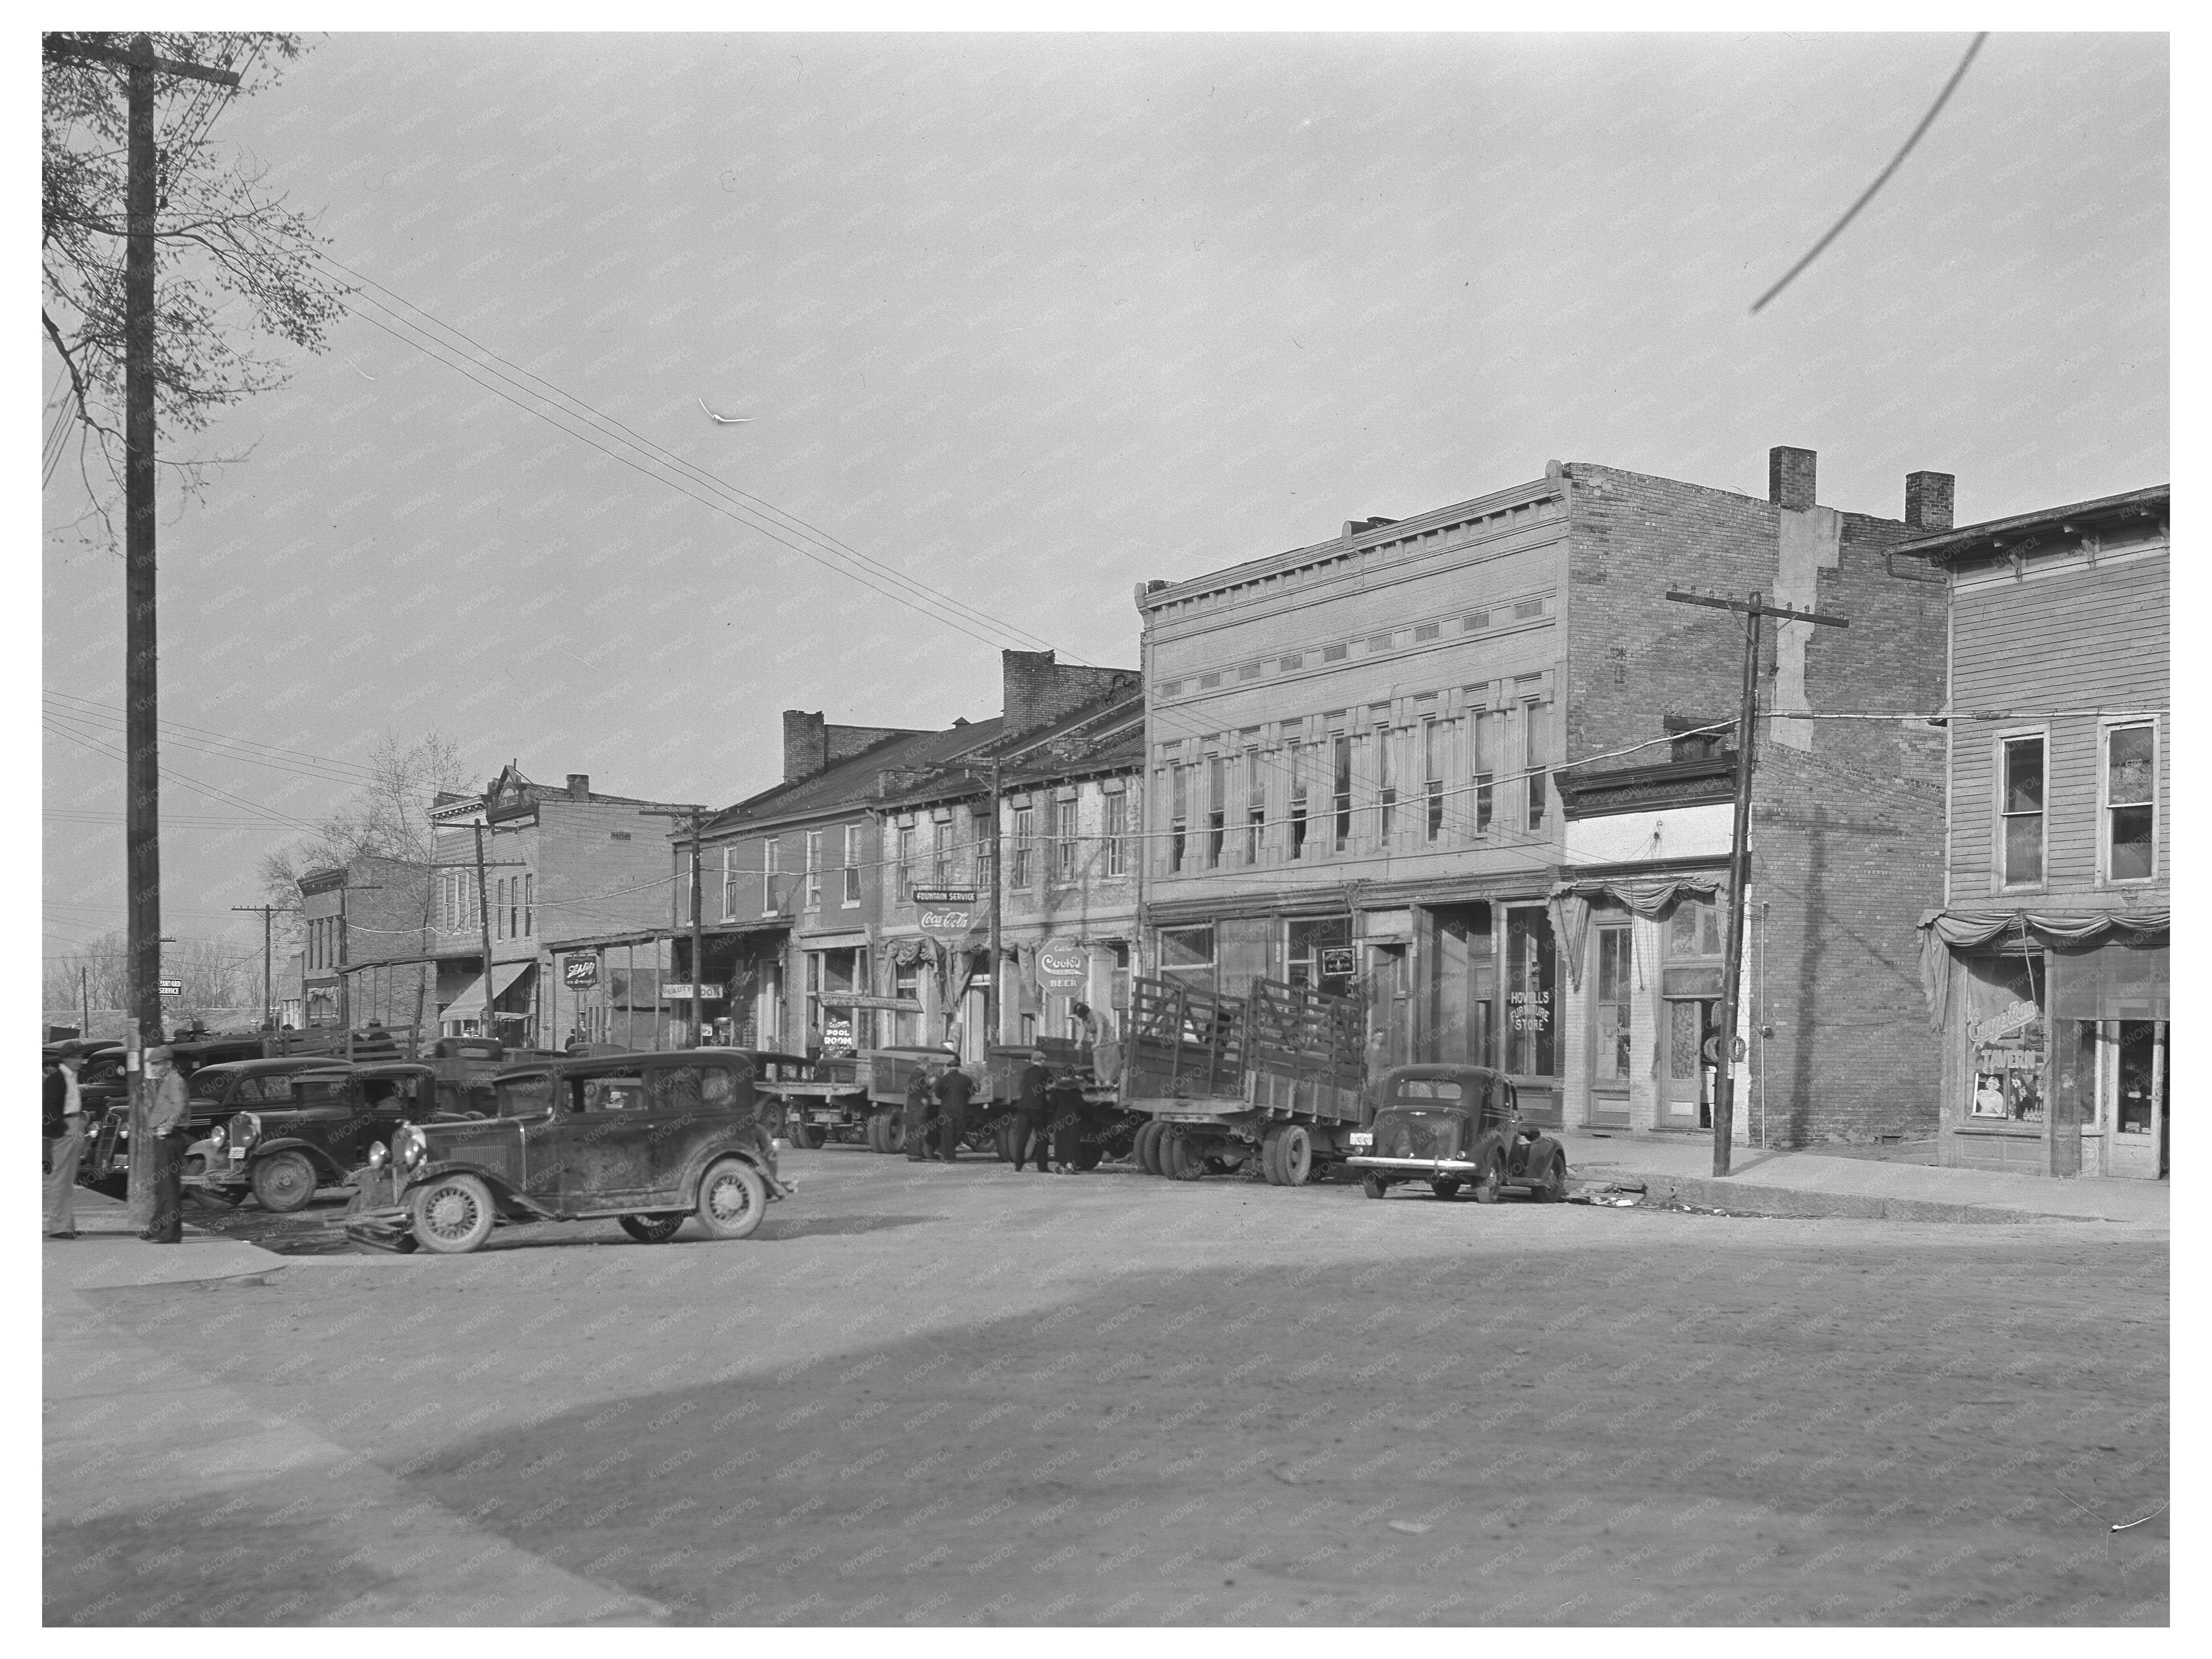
top-left (1422, 902), bottom-right (1495, 1067)
top-left (1662, 997), bottom-right (1718, 1129)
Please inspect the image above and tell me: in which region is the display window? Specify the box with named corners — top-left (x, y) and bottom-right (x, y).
top-left (1963, 954), bottom-right (2045, 1124)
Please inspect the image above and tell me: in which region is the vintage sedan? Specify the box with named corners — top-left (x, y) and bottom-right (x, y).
top-left (197, 1062), bottom-right (488, 1212)
top-left (81, 1055), bottom-right (355, 1195)
top-left (1344, 1063), bottom-right (1569, 1203)
top-left (344, 1048), bottom-right (791, 1254)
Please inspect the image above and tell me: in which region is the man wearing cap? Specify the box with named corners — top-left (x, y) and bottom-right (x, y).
top-left (934, 1050), bottom-right (974, 1164)
top-left (140, 1045), bottom-right (190, 1243)
top-left (903, 1058), bottom-right (938, 1163)
top-left (1009, 1049), bottom-right (1054, 1174)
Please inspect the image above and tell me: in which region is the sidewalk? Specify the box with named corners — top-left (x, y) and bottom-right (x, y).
top-left (1556, 1129), bottom-right (2169, 1227)
top-left (43, 1189), bottom-right (662, 1626)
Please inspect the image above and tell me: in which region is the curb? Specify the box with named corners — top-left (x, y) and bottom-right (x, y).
top-left (1591, 1170), bottom-right (2073, 1225)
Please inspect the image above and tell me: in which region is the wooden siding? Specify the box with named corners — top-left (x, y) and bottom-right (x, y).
top-left (1949, 554), bottom-right (2167, 901)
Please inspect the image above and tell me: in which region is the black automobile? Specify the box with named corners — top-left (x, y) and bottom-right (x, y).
top-left (82, 1056), bottom-right (355, 1194)
top-left (345, 1048), bottom-right (791, 1254)
top-left (196, 1062), bottom-right (489, 1212)
top-left (1343, 1063), bottom-right (1569, 1202)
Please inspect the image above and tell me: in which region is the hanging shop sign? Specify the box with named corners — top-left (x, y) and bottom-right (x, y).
top-left (563, 956), bottom-right (600, 991)
top-left (917, 903), bottom-right (980, 941)
top-left (819, 992), bottom-right (925, 1013)
top-left (1319, 946), bottom-right (1357, 979)
top-left (1036, 937), bottom-right (1090, 995)
top-left (910, 886), bottom-right (977, 904)
top-left (661, 983), bottom-right (723, 1001)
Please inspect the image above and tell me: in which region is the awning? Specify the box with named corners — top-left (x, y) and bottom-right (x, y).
top-left (1915, 908), bottom-right (2170, 1031)
top-left (1547, 875), bottom-right (1727, 993)
top-left (439, 960), bottom-right (535, 1018)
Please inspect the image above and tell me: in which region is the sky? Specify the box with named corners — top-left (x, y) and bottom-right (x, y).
top-left (38, 29), bottom-right (2169, 973)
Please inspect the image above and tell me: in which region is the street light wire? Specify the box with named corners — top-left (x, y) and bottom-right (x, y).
top-left (1751, 33), bottom-right (1988, 315)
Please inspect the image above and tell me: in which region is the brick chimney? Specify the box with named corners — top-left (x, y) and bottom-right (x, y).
top-left (1768, 446), bottom-right (1817, 512)
top-left (567, 773), bottom-right (590, 801)
top-left (783, 710), bottom-right (829, 783)
top-left (1904, 471), bottom-right (1956, 532)
top-left (1002, 650), bottom-right (1140, 738)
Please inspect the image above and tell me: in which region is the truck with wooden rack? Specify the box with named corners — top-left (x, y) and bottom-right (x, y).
top-left (1120, 975), bottom-right (1366, 1185)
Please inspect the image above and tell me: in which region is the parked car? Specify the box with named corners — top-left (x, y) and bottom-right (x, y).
top-left (1343, 1063), bottom-right (1568, 1202)
top-left (194, 1062), bottom-right (492, 1212)
top-left (81, 1055), bottom-right (354, 1195)
top-left (343, 1048), bottom-right (792, 1255)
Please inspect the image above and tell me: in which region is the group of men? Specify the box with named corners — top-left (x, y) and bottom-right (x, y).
top-left (902, 1048), bottom-right (1088, 1173)
top-left (41, 1043), bottom-right (190, 1243)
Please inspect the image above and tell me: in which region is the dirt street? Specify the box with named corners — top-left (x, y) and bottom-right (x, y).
top-left (45, 1147), bottom-right (2168, 1626)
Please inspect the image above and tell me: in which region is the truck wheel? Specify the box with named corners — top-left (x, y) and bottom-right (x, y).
top-left (1161, 1129), bottom-right (1206, 1182)
top-left (1531, 1148), bottom-right (1568, 1203)
top-left (697, 1159), bottom-right (769, 1240)
top-left (619, 1213), bottom-right (685, 1243)
top-left (251, 1150), bottom-right (320, 1214)
top-left (1275, 1124), bottom-right (1313, 1187)
top-left (1471, 1149), bottom-right (1507, 1204)
top-left (993, 1119), bottom-right (1014, 1163)
top-left (410, 1173), bottom-right (496, 1254)
top-left (1360, 1173), bottom-right (1390, 1200)
top-left (1431, 1178), bottom-right (1462, 1200)
top-left (792, 1121), bottom-right (826, 1150)
top-left (1133, 1121), bottom-right (1161, 1175)
top-left (884, 1114), bottom-right (907, 1155)
top-left (1259, 1127), bottom-right (1285, 1185)
top-left (1075, 1133), bottom-right (1106, 1172)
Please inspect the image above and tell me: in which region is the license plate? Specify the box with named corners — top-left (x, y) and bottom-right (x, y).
top-left (1347, 1132), bottom-right (1373, 1148)
top-left (229, 1150), bottom-right (246, 1163)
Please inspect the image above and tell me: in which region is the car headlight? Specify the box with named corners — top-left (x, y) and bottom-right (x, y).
top-left (231, 1113), bottom-right (260, 1154)
top-left (367, 1141), bottom-right (388, 1170)
top-left (207, 1124), bottom-right (226, 1152)
top-left (395, 1125), bottom-right (425, 1170)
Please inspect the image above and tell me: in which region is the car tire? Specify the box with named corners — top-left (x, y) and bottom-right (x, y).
top-left (1471, 1149), bottom-right (1507, 1204)
top-left (409, 1172), bottom-right (497, 1254)
top-left (1161, 1128), bottom-right (1206, 1182)
top-left (993, 1119), bottom-right (1014, 1163)
top-left (1531, 1148), bottom-right (1568, 1203)
top-left (1431, 1178), bottom-right (1463, 1200)
top-left (1360, 1173), bottom-right (1390, 1200)
top-left (793, 1122), bottom-right (826, 1150)
top-left (1133, 1121), bottom-right (1160, 1175)
top-left (696, 1159), bottom-right (769, 1241)
top-left (883, 1113), bottom-right (907, 1155)
top-left (251, 1150), bottom-right (320, 1215)
top-left (1075, 1133), bottom-right (1106, 1172)
top-left (619, 1213), bottom-right (686, 1243)
top-left (1259, 1126), bottom-right (1285, 1185)
top-left (1275, 1124), bottom-right (1313, 1187)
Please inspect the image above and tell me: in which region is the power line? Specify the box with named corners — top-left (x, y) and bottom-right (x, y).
top-left (43, 692), bottom-right (390, 791)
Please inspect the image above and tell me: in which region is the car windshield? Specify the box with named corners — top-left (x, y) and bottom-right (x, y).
top-left (497, 1074), bottom-right (554, 1118)
top-left (188, 1071), bottom-right (234, 1101)
top-left (360, 1074), bottom-right (420, 1108)
top-left (1392, 1079), bottom-right (1467, 1104)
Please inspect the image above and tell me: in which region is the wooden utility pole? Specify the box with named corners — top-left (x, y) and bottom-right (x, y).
top-left (985, 761), bottom-right (1003, 1052)
top-left (471, 823), bottom-right (498, 1046)
top-left (44, 34), bottom-right (240, 1196)
top-left (1665, 589), bottom-right (1847, 1175)
top-left (231, 903), bottom-right (276, 1028)
top-left (644, 807), bottom-right (712, 1048)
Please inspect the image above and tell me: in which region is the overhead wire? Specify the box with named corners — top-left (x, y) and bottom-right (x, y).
top-left (43, 691), bottom-right (391, 791)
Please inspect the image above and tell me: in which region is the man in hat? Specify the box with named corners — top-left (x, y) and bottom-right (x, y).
top-left (934, 1049), bottom-right (974, 1164)
top-left (140, 1045), bottom-right (190, 1243)
top-left (903, 1057), bottom-right (938, 1163)
top-left (44, 1051), bottom-right (87, 1238)
top-left (1009, 1049), bottom-right (1054, 1174)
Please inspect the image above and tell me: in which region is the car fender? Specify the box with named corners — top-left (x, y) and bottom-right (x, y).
top-left (680, 1140), bottom-right (790, 1203)
top-left (246, 1135), bottom-right (350, 1185)
top-left (1521, 1134), bottom-right (1564, 1180)
top-left (400, 1159), bottom-right (549, 1220)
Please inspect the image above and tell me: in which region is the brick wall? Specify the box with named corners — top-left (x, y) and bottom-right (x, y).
top-left (1003, 650), bottom-right (1141, 737)
top-left (1564, 462), bottom-right (1951, 1145)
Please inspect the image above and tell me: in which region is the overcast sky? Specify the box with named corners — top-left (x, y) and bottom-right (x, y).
top-left (39, 30), bottom-right (2168, 969)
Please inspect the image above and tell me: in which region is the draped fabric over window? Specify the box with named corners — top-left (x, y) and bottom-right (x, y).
top-left (1915, 909), bottom-right (2170, 1032)
top-left (1546, 876), bottom-right (1727, 993)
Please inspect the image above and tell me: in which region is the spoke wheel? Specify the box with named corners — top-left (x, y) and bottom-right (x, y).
top-left (409, 1173), bottom-right (496, 1254)
top-left (1471, 1149), bottom-right (1507, 1204)
top-left (697, 1159), bottom-right (768, 1240)
top-left (619, 1213), bottom-right (685, 1243)
top-left (1360, 1173), bottom-right (1390, 1200)
top-left (251, 1150), bottom-right (320, 1215)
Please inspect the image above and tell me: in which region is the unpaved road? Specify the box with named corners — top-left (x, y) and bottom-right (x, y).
top-left (47, 1147), bottom-right (2167, 1625)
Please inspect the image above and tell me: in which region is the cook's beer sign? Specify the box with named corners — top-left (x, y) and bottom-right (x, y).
top-left (1035, 937), bottom-right (1088, 995)
top-left (912, 886), bottom-right (980, 942)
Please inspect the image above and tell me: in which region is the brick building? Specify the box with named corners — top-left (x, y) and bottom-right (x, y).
top-left (873, 662), bottom-right (1143, 1057)
top-left (425, 766), bottom-right (692, 1046)
top-left (1136, 447), bottom-right (1952, 1145)
top-left (296, 855), bottom-right (434, 1030)
top-left (1904, 485), bottom-right (2168, 1179)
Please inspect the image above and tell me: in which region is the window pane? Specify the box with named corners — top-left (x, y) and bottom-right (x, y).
top-left (2110, 805), bottom-right (2154, 880)
top-left (2004, 814), bottom-right (2044, 884)
top-left (2108, 726), bottom-right (2154, 805)
top-left (2004, 738), bottom-right (2044, 813)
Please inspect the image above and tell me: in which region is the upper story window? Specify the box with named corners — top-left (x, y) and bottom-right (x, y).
top-left (896, 825), bottom-right (915, 899)
top-left (2000, 734), bottom-right (2046, 887)
top-left (931, 819), bottom-right (952, 887)
top-left (1010, 806), bottom-right (1035, 888)
top-left (1055, 795), bottom-right (1081, 883)
top-left (1525, 699), bottom-right (1552, 833)
top-left (843, 824), bottom-right (863, 906)
top-left (720, 847), bottom-right (737, 920)
top-left (2105, 722), bottom-right (2156, 883)
top-left (523, 874), bottom-right (533, 938)
top-left (805, 830), bottom-right (823, 911)
top-left (762, 839), bottom-right (779, 914)
top-left (1104, 791), bottom-right (1129, 879)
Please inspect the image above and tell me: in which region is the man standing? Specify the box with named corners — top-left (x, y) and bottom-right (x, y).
top-left (141, 1045), bottom-right (190, 1243)
top-left (44, 1053), bottom-right (87, 1239)
top-left (1047, 1067), bottom-right (1086, 1175)
top-left (935, 1054), bottom-right (974, 1164)
top-left (1009, 1049), bottom-right (1053, 1174)
top-left (903, 1060), bottom-right (938, 1163)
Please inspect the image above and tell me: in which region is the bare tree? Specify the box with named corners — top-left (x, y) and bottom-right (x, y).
top-left (42, 31), bottom-right (347, 529)
top-left (258, 732), bottom-right (469, 935)
top-left (44, 930), bottom-right (249, 1022)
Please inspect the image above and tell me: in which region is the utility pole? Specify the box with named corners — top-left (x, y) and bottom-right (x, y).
top-left (472, 823), bottom-right (498, 1047)
top-left (81, 965), bottom-right (91, 1036)
top-left (231, 904), bottom-right (276, 1028)
top-left (1666, 588), bottom-right (1847, 1176)
top-left (985, 761), bottom-right (1003, 1052)
top-left (44, 34), bottom-right (239, 1209)
top-left (644, 806), bottom-right (712, 1048)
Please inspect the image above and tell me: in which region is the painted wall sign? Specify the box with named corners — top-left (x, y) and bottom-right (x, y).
top-left (562, 956), bottom-right (600, 990)
top-left (1036, 938), bottom-right (1089, 995)
top-left (917, 905), bottom-right (978, 941)
top-left (911, 886), bottom-right (977, 905)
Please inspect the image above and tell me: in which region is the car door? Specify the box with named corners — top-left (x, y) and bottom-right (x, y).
top-left (641, 1059), bottom-right (747, 1200)
top-left (557, 1067), bottom-right (659, 1210)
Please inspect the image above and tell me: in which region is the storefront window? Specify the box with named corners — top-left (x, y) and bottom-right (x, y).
top-left (1594, 925), bottom-right (1632, 1083)
top-left (1505, 906), bottom-right (1557, 1076)
top-left (1287, 917), bottom-right (1354, 999)
top-left (1670, 898), bottom-right (1723, 957)
top-left (1965, 955), bottom-right (2045, 1123)
top-left (1158, 926), bottom-right (1215, 991)
top-left (2117, 1021), bottom-right (2157, 1135)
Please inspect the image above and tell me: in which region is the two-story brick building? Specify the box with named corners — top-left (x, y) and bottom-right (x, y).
top-left (296, 854), bottom-right (434, 1030)
top-left (425, 766), bottom-right (694, 1047)
top-left (1904, 485), bottom-right (2169, 1179)
top-left (1136, 447), bottom-right (1953, 1146)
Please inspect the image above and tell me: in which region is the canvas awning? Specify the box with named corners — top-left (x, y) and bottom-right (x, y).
top-left (439, 959), bottom-right (535, 1018)
top-left (1915, 908), bottom-right (2169, 1031)
top-left (1546, 875), bottom-right (1727, 993)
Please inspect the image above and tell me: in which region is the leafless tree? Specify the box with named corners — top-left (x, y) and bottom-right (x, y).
top-left (45, 930), bottom-right (251, 1022)
top-left (258, 733), bottom-right (469, 937)
top-left (42, 32), bottom-right (347, 534)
